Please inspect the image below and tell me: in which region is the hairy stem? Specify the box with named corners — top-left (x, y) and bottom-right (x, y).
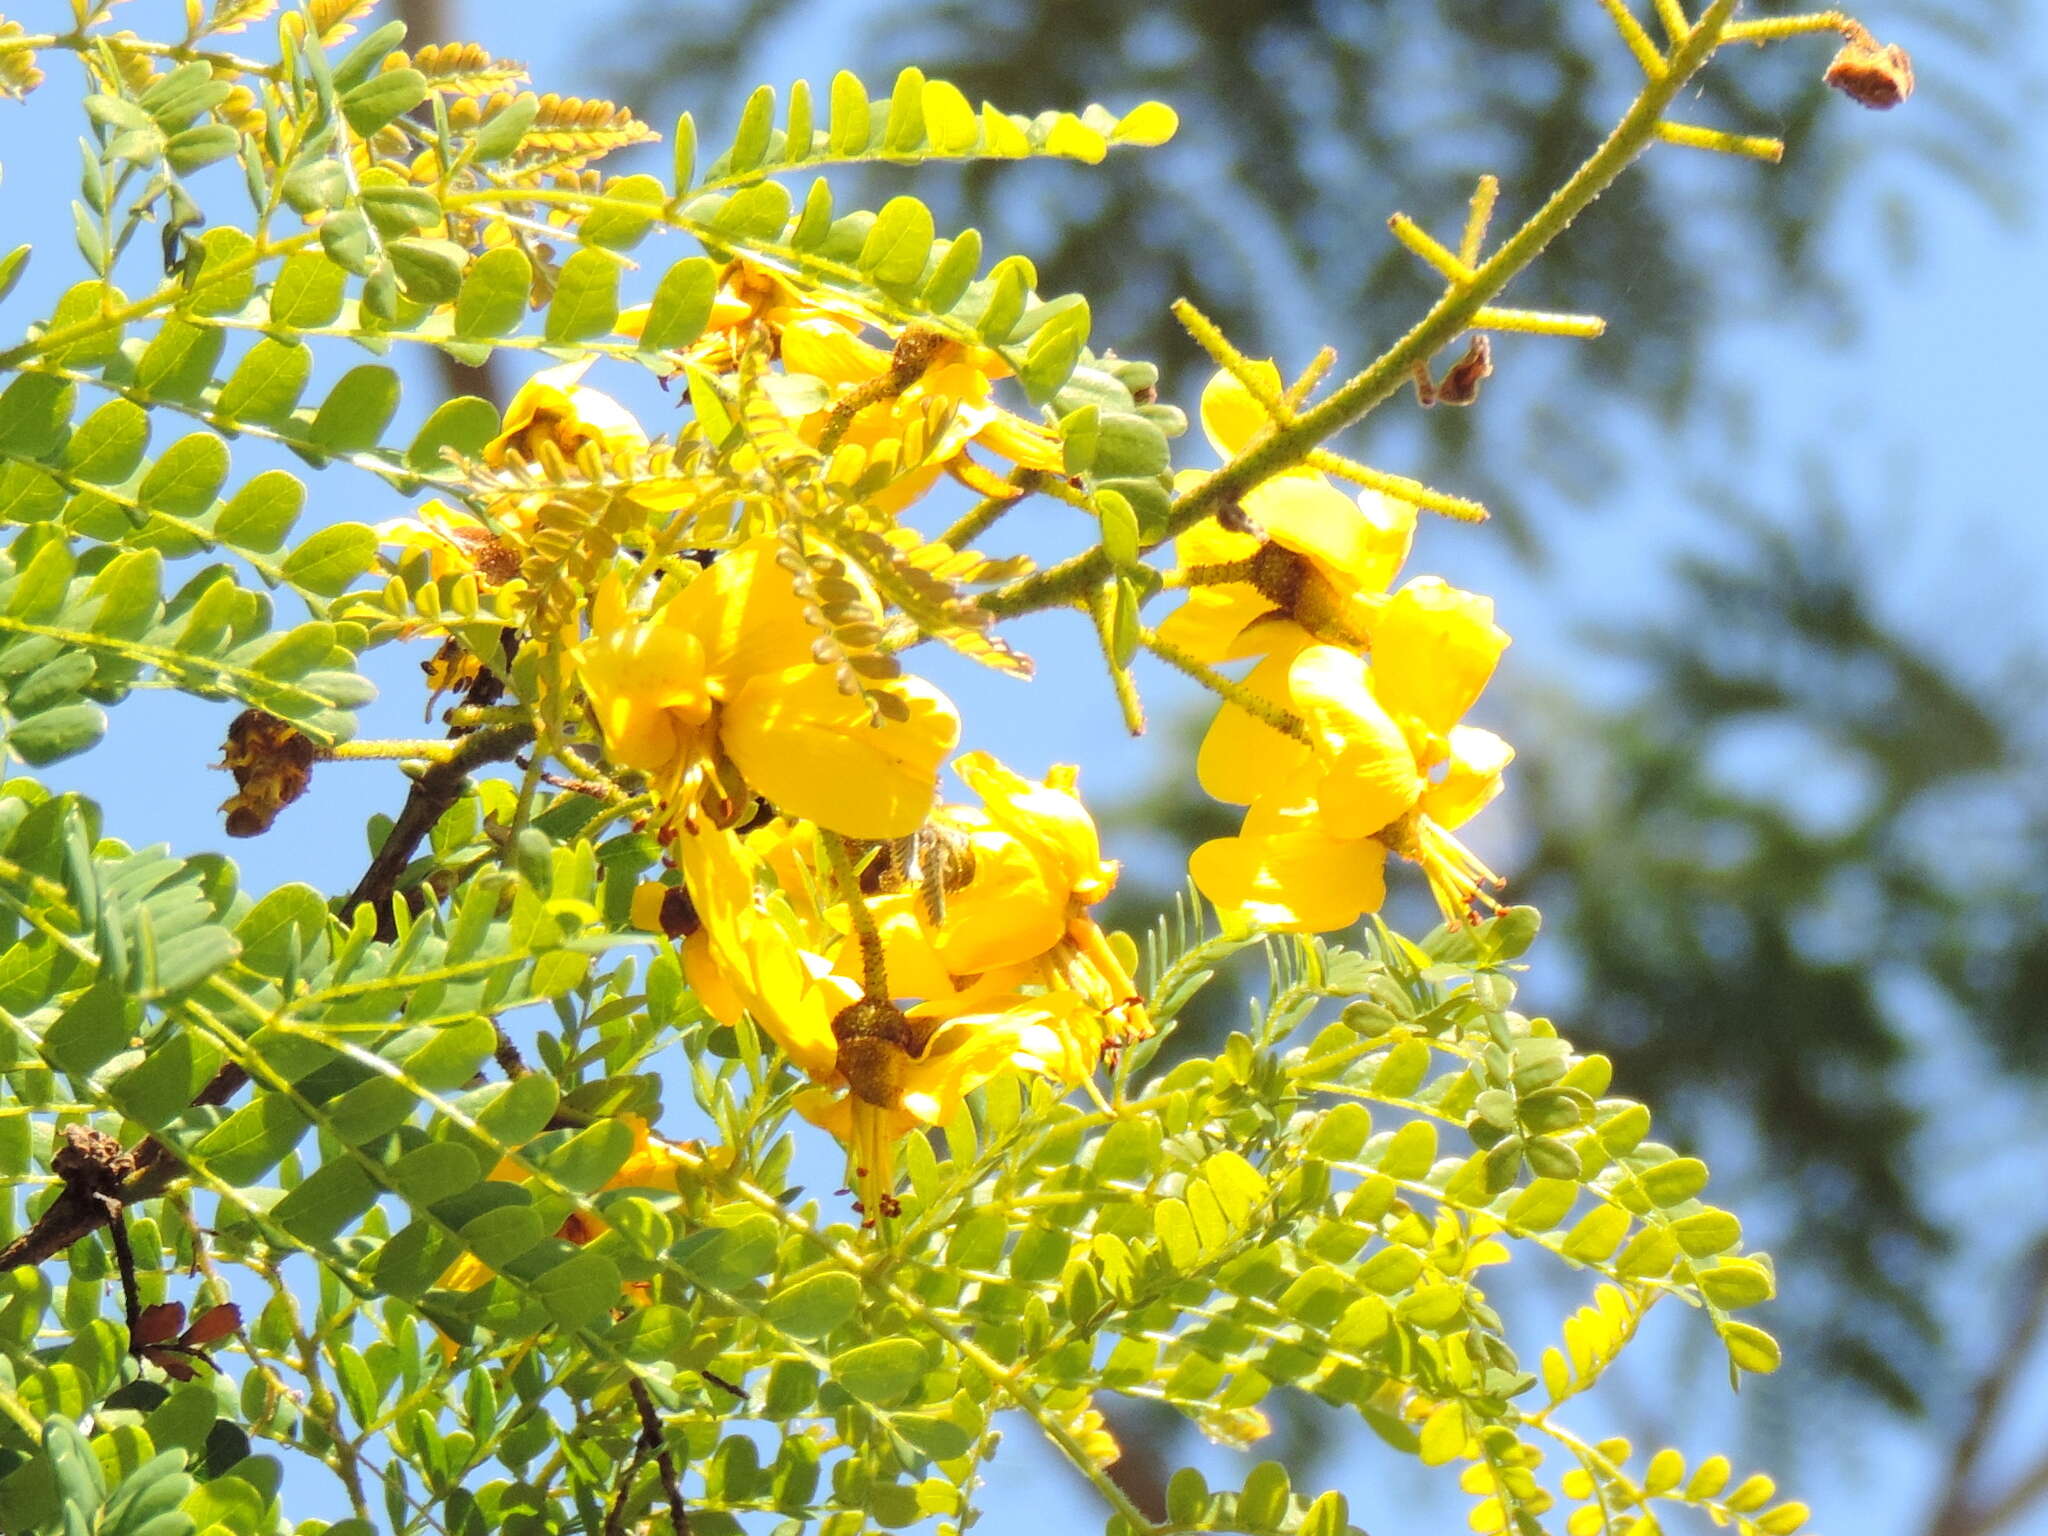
top-left (975, 0), bottom-right (1742, 621)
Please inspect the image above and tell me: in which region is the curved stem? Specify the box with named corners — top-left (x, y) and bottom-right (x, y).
top-left (1139, 628), bottom-right (1310, 746)
top-left (975, 0), bottom-right (1742, 621)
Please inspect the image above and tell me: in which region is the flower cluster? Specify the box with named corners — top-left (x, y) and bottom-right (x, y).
top-left (378, 258), bottom-right (1165, 1222)
top-left (1167, 364), bottom-right (1515, 933)
top-left (640, 748), bottom-right (1142, 1220)
top-left (381, 273), bottom-right (1510, 1222)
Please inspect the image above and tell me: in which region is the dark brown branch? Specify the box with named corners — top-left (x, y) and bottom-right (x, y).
top-left (340, 720), bottom-right (534, 940)
top-left (602, 1433), bottom-right (654, 1536)
top-left (103, 1196), bottom-right (143, 1347)
top-left (0, 1127), bottom-right (139, 1270)
top-left (2, 708), bottom-right (530, 1273)
top-left (492, 1023), bottom-right (532, 1079)
top-left (1925, 1236), bottom-right (2048, 1536)
top-left (394, 0), bottom-right (505, 410)
top-left (631, 1376), bottom-right (693, 1536)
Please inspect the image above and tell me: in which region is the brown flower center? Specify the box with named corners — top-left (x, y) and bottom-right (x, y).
top-left (831, 998), bottom-right (926, 1108)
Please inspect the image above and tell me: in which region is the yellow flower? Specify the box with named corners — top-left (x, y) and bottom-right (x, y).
top-left (939, 752), bottom-right (1149, 1066)
top-left (1161, 365), bottom-right (1416, 662)
top-left (485, 360), bottom-right (648, 469)
top-left (376, 498), bottom-right (525, 585)
top-left (1189, 612), bottom-right (1514, 931)
top-left (791, 991), bottom-right (1062, 1223)
top-left (780, 316), bottom-right (1065, 514)
top-left (373, 498), bottom-right (532, 702)
top-left (1192, 723), bottom-right (1511, 933)
top-left (630, 878), bottom-right (750, 1027)
top-left (776, 753), bottom-right (1147, 1078)
top-left (570, 537), bottom-right (961, 839)
top-left (1368, 575), bottom-right (1511, 755)
top-left (439, 1114), bottom-right (707, 1293)
top-left (676, 827), bottom-right (1070, 1222)
top-left (637, 257), bottom-right (877, 374)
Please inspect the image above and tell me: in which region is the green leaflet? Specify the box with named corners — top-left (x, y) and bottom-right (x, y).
top-left (0, 530), bottom-right (372, 755)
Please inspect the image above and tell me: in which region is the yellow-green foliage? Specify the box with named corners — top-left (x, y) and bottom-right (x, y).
top-left (0, 3), bottom-right (1910, 1534)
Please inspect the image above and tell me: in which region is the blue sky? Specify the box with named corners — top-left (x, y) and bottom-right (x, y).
top-left (5, 1), bottom-right (2047, 1532)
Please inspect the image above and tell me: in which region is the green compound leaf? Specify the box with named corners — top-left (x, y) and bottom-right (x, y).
top-left (217, 338), bottom-right (314, 426)
top-left (761, 1272), bottom-right (861, 1341)
top-left (268, 252), bottom-right (347, 330)
top-left (214, 471), bottom-right (307, 555)
top-left (341, 67), bottom-right (429, 135)
top-left (407, 397), bottom-right (501, 473)
top-left (859, 196), bottom-right (935, 292)
top-left (389, 237), bottom-right (468, 304)
top-left (60, 400), bottom-right (149, 486)
top-left (634, 256), bottom-right (718, 353)
top-left (0, 531), bottom-right (372, 752)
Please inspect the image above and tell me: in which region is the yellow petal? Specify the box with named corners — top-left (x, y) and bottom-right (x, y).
top-left (722, 668), bottom-right (960, 839)
top-left (1189, 802), bottom-right (1389, 934)
top-left (607, 1115), bottom-right (695, 1193)
top-left (1370, 577), bottom-right (1510, 739)
top-left (488, 359), bottom-right (647, 465)
top-left (898, 1007), bottom-right (1055, 1123)
top-left (629, 882), bottom-right (670, 934)
top-left (926, 828), bottom-right (1067, 974)
top-left (1174, 515), bottom-right (1262, 570)
top-left (1421, 725), bottom-right (1514, 829)
top-left (1198, 361), bottom-right (1285, 458)
top-left (1195, 630), bottom-right (1315, 805)
top-left (679, 536), bottom-right (827, 696)
top-left (782, 314), bottom-right (893, 385)
top-left (681, 928), bottom-right (748, 1028)
top-left (569, 617), bottom-right (708, 775)
top-left (1157, 583), bottom-right (1276, 666)
top-left (674, 828), bottom-right (843, 1077)
top-left (1249, 478), bottom-right (1415, 594)
top-left (1113, 101), bottom-right (1179, 146)
top-left (955, 751), bottom-right (1111, 899)
top-left (1286, 644), bottom-right (1422, 839)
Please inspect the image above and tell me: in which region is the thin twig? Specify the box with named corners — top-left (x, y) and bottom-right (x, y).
top-left (0, 704), bottom-right (532, 1270)
top-left (102, 1197), bottom-right (143, 1347)
top-left (975, 0), bottom-right (1743, 621)
top-left (631, 1377), bottom-right (693, 1536)
top-left (1926, 1237), bottom-right (2048, 1536)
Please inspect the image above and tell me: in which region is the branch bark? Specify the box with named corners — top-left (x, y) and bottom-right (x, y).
top-left (1924, 1236), bottom-right (2048, 1536)
top-left (2, 711), bottom-right (529, 1271)
top-left (339, 717), bottom-right (533, 939)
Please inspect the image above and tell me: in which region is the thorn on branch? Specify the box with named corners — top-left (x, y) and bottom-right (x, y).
top-left (492, 1024), bottom-right (531, 1079)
